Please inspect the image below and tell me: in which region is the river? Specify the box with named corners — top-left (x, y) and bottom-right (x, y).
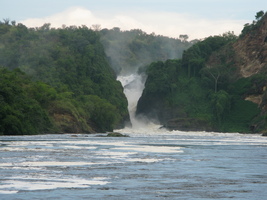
top-left (0, 128), bottom-right (267, 199)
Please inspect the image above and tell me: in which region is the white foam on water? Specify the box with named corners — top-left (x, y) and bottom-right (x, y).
top-left (126, 158), bottom-right (164, 163)
top-left (0, 163), bottom-right (14, 167)
top-left (114, 145), bottom-right (183, 153)
top-left (0, 190), bottom-right (18, 194)
top-left (0, 147), bottom-right (31, 151)
top-left (4, 141), bottom-right (54, 147)
top-left (0, 176), bottom-right (110, 192)
top-left (59, 145), bottom-right (96, 149)
top-left (3, 140), bottom-right (125, 147)
top-left (117, 124), bottom-right (267, 146)
top-left (18, 161), bottom-right (99, 167)
top-left (0, 147), bottom-right (75, 152)
top-left (95, 151), bottom-right (138, 159)
top-left (0, 161), bottom-right (114, 168)
top-left (115, 123), bottom-right (166, 136)
top-left (0, 139), bottom-right (132, 152)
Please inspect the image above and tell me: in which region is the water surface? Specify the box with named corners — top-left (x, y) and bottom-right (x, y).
top-left (0, 129), bottom-right (267, 199)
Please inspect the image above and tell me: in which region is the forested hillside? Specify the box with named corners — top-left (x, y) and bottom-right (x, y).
top-left (0, 20), bottom-right (192, 135)
top-left (2, 11), bottom-right (265, 135)
top-left (137, 11), bottom-right (267, 133)
top-left (0, 21), bottom-right (129, 134)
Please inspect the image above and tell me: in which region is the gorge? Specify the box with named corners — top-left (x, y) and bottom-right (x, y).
top-left (0, 11), bottom-right (267, 134)
top-left (1, 10), bottom-right (267, 200)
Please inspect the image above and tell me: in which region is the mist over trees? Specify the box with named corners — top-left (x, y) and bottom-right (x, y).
top-left (99, 28), bottom-right (193, 75)
top-left (0, 20), bottom-right (194, 135)
top-left (0, 21), bottom-right (129, 134)
top-left (1, 10), bottom-right (266, 135)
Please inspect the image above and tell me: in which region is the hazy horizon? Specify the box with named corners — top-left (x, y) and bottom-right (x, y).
top-left (1, 0), bottom-right (265, 39)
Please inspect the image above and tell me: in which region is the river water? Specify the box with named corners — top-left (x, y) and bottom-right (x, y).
top-left (0, 128), bottom-right (267, 200)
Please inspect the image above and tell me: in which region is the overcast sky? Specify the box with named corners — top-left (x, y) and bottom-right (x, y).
top-left (1, 0), bottom-right (265, 39)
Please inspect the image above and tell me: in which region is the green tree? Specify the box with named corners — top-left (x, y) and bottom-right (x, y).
top-left (255, 10), bottom-right (265, 20)
top-left (0, 22), bottom-right (130, 133)
top-left (210, 90), bottom-right (231, 125)
top-left (201, 66), bottom-right (221, 93)
top-left (0, 68), bottom-right (53, 135)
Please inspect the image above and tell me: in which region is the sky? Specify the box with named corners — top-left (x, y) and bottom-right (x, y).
top-left (1, 0), bottom-right (265, 39)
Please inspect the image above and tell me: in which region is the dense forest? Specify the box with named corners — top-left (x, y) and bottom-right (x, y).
top-left (1, 11), bottom-right (266, 135)
top-left (0, 22), bottom-right (129, 134)
top-left (137, 11), bottom-right (267, 133)
top-left (0, 20), bottom-right (191, 135)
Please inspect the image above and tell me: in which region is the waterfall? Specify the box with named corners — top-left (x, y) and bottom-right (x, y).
top-left (117, 73), bottom-right (148, 128)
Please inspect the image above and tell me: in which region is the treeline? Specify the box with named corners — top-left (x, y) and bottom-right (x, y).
top-left (0, 21), bottom-right (129, 135)
top-left (137, 12), bottom-right (267, 133)
top-left (4, 11), bottom-right (266, 134)
top-left (240, 10), bottom-right (266, 37)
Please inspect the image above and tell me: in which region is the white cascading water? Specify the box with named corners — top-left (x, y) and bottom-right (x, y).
top-left (117, 73), bottom-right (146, 128)
top-left (117, 73), bottom-right (163, 134)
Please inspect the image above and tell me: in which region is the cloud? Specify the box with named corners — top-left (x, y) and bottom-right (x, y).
top-left (20, 7), bottom-right (246, 40)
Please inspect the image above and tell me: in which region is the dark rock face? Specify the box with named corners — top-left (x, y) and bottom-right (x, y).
top-left (136, 92), bottom-right (187, 125)
top-left (136, 94), bottom-right (164, 122)
top-left (106, 132), bottom-right (129, 137)
top-left (164, 118), bottom-right (212, 132)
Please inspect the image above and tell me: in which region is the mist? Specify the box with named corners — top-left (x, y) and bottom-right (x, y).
top-left (116, 74), bottom-right (146, 128)
top-left (100, 28), bottom-right (192, 128)
top-left (100, 28), bottom-right (192, 75)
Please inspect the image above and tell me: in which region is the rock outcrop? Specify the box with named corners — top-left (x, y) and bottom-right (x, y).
top-left (233, 14), bottom-right (267, 77)
top-left (106, 132), bottom-right (129, 137)
top-left (164, 118), bottom-right (212, 132)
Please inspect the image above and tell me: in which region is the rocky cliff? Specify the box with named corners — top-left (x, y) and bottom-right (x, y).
top-left (208, 13), bottom-right (267, 112)
top-left (233, 14), bottom-right (267, 78)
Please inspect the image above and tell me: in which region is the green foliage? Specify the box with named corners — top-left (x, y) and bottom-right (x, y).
top-left (0, 68), bottom-right (53, 135)
top-left (172, 77), bottom-right (211, 119)
top-left (230, 74), bottom-right (267, 96)
top-left (138, 59), bottom-right (213, 123)
top-left (221, 98), bottom-right (260, 133)
top-left (255, 11), bottom-right (265, 20)
top-left (29, 82), bottom-right (57, 107)
top-left (182, 33), bottom-right (237, 78)
top-left (0, 21), bottom-right (129, 134)
top-left (81, 95), bottom-right (118, 132)
top-left (145, 61), bottom-right (171, 94)
top-left (1, 15), bottom-right (265, 134)
top-left (210, 90), bottom-right (231, 125)
top-left (229, 77), bottom-right (252, 95)
top-left (240, 10), bottom-right (266, 37)
top-left (201, 65), bottom-right (232, 93)
top-left (137, 30), bottom-right (262, 133)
